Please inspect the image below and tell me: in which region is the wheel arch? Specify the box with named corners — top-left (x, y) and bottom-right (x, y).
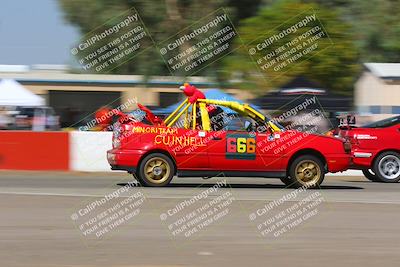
top-left (138, 149), bottom-right (178, 175)
top-left (287, 148), bottom-right (327, 174)
top-left (371, 149), bottom-right (400, 166)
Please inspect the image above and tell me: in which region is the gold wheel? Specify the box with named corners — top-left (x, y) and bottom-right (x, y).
top-left (143, 157), bottom-right (171, 184)
top-left (294, 160), bottom-right (322, 186)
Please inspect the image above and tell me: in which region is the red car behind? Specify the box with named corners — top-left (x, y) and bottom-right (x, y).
top-left (339, 115), bottom-right (400, 182)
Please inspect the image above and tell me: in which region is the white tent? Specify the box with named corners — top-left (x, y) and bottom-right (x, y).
top-left (0, 79), bottom-right (45, 106)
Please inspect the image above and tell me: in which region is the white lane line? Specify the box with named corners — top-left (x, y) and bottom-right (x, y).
top-left (0, 191), bottom-right (106, 198)
top-left (197, 251), bottom-right (214, 256)
top-left (1, 191), bottom-right (400, 205)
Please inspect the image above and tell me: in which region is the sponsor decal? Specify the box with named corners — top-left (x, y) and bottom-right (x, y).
top-left (154, 135), bottom-right (206, 147)
top-left (132, 126), bottom-right (178, 135)
top-left (354, 134), bottom-right (377, 140)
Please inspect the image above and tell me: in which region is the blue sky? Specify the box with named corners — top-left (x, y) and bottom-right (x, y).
top-left (0, 0), bottom-right (79, 65)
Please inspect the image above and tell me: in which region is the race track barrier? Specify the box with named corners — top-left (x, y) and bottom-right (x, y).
top-left (0, 131), bottom-right (69, 170)
top-left (69, 131), bottom-right (112, 172)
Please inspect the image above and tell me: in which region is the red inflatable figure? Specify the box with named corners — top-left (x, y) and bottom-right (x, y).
top-left (179, 83), bottom-right (206, 104)
top-left (179, 83), bottom-right (217, 114)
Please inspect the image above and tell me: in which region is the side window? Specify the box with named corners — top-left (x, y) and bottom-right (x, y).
top-left (210, 111), bottom-right (269, 134)
top-left (208, 105), bottom-right (240, 131)
top-left (230, 116), bottom-right (260, 133)
top-left (224, 116), bottom-right (250, 132)
top-left (207, 105), bottom-right (269, 133)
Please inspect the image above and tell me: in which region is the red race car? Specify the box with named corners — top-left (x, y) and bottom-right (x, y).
top-left (339, 115), bottom-right (400, 182)
top-left (107, 87), bottom-right (351, 188)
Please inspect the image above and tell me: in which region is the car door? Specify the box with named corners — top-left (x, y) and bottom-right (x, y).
top-left (208, 130), bottom-right (285, 172)
top-left (207, 115), bottom-right (281, 172)
top-left (163, 103), bottom-right (210, 171)
top-left (210, 129), bottom-right (258, 170)
top-left (172, 127), bottom-right (210, 170)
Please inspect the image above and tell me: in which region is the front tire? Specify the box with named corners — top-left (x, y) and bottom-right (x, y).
top-left (288, 155), bottom-right (325, 189)
top-left (137, 153), bottom-right (175, 187)
top-left (373, 151), bottom-right (400, 183)
top-left (362, 169), bottom-right (378, 182)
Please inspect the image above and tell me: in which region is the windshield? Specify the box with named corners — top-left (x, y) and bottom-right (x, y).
top-left (362, 115), bottom-right (400, 128)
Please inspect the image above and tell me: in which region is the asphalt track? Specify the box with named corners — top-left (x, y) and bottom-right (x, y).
top-left (1, 171), bottom-right (400, 267)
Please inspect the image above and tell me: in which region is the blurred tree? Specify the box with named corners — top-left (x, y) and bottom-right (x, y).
top-left (309, 0), bottom-right (400, 62)
top-left (227, 0), bottom-right (264, 23)
top-left (222, 0), bottom-right (359, 95)
top-left (59, 0), bottom-right (228, 76)
top-left (340, 0), bottom-right (400, 62)
top-left (60, 0), bottom-right (269, 78)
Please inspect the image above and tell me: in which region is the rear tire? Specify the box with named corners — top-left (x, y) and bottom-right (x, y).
top-left (288, 155), bottom-right (325, 189)
top-left (137, 153), bottom-right (175, 187)
top-left (373, 151), bottom-right (400, 183)
top-left (362, 169), bottom-right (378, 182)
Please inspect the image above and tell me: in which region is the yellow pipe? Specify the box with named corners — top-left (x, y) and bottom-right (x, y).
top-left (164, 98), bottom-right (188, 125)
top-left (167, 102), bottom-right (191, 127)
top-left (197, 98), bottom-right (281, 132)
top-left (244, 104), bottom-right (266, 121)
top-left (184, 107), bottom-right (189, 129)
top-left (192, 103), bottom-right (197, 130)
top-left (268, 121), bottom-right (281, 132)
top-left (199, 103), bottom-right (210, 131)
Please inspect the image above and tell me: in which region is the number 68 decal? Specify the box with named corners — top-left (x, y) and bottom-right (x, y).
top-left (226, 134), bottom-right (256, 160)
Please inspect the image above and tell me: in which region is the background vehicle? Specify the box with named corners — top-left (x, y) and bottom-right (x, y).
top-left (339, 115), bottom-right (400, 182)
top-left (108, 94), bottom-right (351, 188)
top-left (13, 106), bottom-right (60, 131)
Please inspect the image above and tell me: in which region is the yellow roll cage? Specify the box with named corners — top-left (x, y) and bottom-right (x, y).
top-left (163, 98), bottom-right (282, 133)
